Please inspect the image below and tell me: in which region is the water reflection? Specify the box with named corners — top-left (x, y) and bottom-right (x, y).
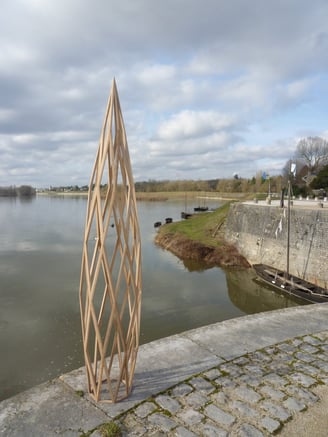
top-left (180, 258), bottom-right (213, 272)
top-left (225, 268), bottom-right (302, 313)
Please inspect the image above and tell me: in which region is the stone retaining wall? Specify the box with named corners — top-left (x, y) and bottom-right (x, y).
top-left (225, 203), bottom-right (328, 287)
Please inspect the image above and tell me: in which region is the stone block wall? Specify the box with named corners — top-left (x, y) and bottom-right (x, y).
top-left (225, 203), bottom-right (328, 287)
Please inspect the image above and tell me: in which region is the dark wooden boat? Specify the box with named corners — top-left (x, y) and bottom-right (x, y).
top-left (253, 264), bottom-right (328, 303)
top-left (194, 206), bottom-right (208, 212)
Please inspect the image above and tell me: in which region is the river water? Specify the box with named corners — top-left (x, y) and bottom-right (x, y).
top-left (0, 195), bottom-right (300, 401)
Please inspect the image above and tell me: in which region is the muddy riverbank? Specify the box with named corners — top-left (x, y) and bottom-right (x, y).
top-left (155, 231), bottom-right (250, 268)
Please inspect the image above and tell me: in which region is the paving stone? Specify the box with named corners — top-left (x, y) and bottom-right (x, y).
top-left (283, 396), bottom-right (306, 412)
top-left (313, 359), bottom-right (328, 373)
top-left (177, 408), bottom-right (204, 425)
top-left (243, 364), bottom-right (264, 376)
top-left (264, 373), bottom-right (288, 387)
top-left (135, 402), bottom-right (157, 418)
top-left (285, 385), bottom-right (319, 404)
top-left (155, 395), bottom-right (181, 414)
top-left (233, 386), bottom-right (261, 404)
top-left (148, 413), bottom-right (177, 432)
top-left (260, 385), bottom-right (285, 401)
top-left (204, 368), bottom-right (221, 380)
top-left (211, 391), bottom-right (230, 406)
top-left (264, 346), bottom-right (276, 355)
top-left (171, 384), bottom-right (193, 397)
top-left (289, 372), bottom-right (317, 388)
top-left (251, 351), bottom-right (272, 363)
top-left (147, 431), bottom-right (167, 437)
top-left (295, 351), bottom-right (316, 363)
top-left (237, 423), bottom-right (264, 437)
top-left (277, 342), bottom-right (297, 353)
top-left (198, 421), bottom-right (228, 437)
top-left (299, 343), bottom-right (320, 354)
top-left (269, 361), bottom-right (293, 376)
top-left (123, 423), bottom-right (147, 436)
top-left (315, 332), bottom-right (328, 341)
top-left (231, 400), bottom-right (259, 418)
top-left (204, 404), bottom-right (236, 427)
top-left (273, 352), bottom-right (294, 364)
top-left (220, 363), bottom-right (243, 377)
top-left (260, 416), bottom-right (281, 433)
top-left (303, 335), bottom-right (323, 346)
top-left (316, 352), bottom-right (328, 362)
top-left (261, 401), bottom-right (292, 421)
top-left (237, 375), bottom-right (262, 388)
top-left (214, 376), bottom-right (236, 388)
top-left (122, 415), bottom-right (148, 435)
top-left (174, 426), bottom-right (198, 437)
top-left (294, 362), bottom-right (320, 377)
top-left (189, 377), bottom-right (214, 393)
top-left (233, 356), bottom-right (250, 366)
top-left (291, 338), bottom-right (303, 347)
top-left (184, 391), bottom-right (208, 409)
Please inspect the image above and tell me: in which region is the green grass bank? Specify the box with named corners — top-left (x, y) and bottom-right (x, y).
top-left (155, 202), bottom-right (250, 268)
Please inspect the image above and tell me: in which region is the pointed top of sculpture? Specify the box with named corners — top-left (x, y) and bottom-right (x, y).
top-left (111, 77), bottom-right (118, 98)
top-left (107, 77), bottom-right (123, 123)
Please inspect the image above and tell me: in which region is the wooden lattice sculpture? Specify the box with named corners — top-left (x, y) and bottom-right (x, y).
top-left (79, 79), bottom-right (142, 403)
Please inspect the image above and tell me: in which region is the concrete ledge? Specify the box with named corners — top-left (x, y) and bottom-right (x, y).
top-left (183, 302), bottom-right (328, 359)
top-left (2, 303), bottom-right (328, 436)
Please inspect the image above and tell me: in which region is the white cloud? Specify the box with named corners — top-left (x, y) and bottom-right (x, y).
top-left (156, 110), bottom-right (237, 141)
top-left (0, 108), bottom-right (15, 122)
top-left (0, 41), bottom-right (38, 73)
top-left (137, 64), bottom-right (176, 85)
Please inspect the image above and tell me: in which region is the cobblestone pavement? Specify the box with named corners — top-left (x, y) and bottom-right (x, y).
top-left (96, 331), bottom-right (328, 436)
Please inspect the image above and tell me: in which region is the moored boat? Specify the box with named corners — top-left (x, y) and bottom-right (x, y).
top-left (181, 211), bottom-right (192, 219)
top-left (194, 206), bottom-right (209, 212)
top-left (253, 263), bottom-right (328, 304)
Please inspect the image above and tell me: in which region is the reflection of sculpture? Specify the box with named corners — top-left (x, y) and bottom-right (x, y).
top-left (79, 79), bottom-right (142, 403)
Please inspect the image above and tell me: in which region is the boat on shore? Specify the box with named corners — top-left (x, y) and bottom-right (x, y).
top-left (253, 263), bottom-right (328, 304)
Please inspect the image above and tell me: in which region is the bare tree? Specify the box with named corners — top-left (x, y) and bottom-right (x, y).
top-left (295, 136), bottom-right (328, 173)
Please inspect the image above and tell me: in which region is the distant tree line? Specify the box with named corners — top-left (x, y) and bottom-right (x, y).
top-left (0, 185), bottom-right (36, 197)
top-left (135, 176), bottom-right (283, 195)
top-left (135, 179), bottom-right (218, 193)
top-left (48, 185), bottom-right (89, 193)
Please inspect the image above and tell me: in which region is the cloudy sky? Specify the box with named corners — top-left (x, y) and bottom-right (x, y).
top-left (1, 0), bottom-right (328, 187)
